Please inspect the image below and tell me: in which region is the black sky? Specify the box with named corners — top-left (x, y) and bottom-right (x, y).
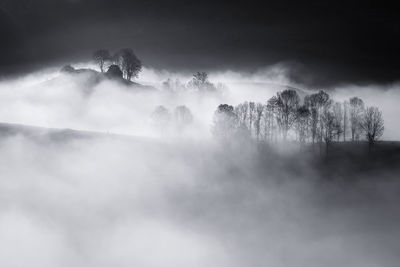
top-left (1, 0), bottom-right (400, 87)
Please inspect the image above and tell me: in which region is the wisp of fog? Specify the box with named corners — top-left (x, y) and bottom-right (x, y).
top-left (1, 64), bottom-right (400, 267)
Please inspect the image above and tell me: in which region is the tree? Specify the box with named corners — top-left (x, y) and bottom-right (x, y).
top-left (295, 105), bottom-right (311, 145)
top-left (263, 102), bottom-right (276, 142)
top-left (93, 49), bottom-right (111, 73)
top-left (332, 102), bottom-right (343, 141)
top-left (270, 89), bottom-right (300, 141)
top-left (162, 78), bottom-right (186, 92)
top-left (174, 105), bottom-right (193, 129)
top-left (114, 48), bottom-right (142, 81)
top-left (321, 106), bottom-right (337, 154)
top-left (234, 102), bottom-right (249, 128)
top-left (360, 106), bottom-right (384, 150)
top-left (60, 64), bottom-right (76, 74)
top-left (349, 97), bottom-right (364, 141)
top-left (188, 72), bottom-right (217, 92)
top-left (248, 102), bottom-right (255, 136)
top-left (304, 90), bottom-right (330, 145)
top-left (151, 106), bottom-right (171, 130)
top-left (343, 100), bottom-right (349, 141)
top-left (212, 104), bottom-right (238, 140)
top-left (254, 103), bottom-right (264, 141)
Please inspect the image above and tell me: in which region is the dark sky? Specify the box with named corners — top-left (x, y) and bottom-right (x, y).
top-left (1, 0), bottom-right (400, 86)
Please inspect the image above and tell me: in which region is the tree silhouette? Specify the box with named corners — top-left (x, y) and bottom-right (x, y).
top-left (248, 102), bottom-right (255, 136)
top-left (332, 102), bottom-right (344, 141)
top-left (174, 105), bottom-right (193, 130)
top-left (254, 103), bottom-right (264, 141)
top-left (360, 106), bottom-right (384, 150)
top-left (295, 105), bottom-right (311, 145)
top-left (349, 97), bottom-right (365, 141)
top-left (321, 104), bottom-right (337, 154)
top-left (270, 89), bottom-right (300, 141)
top-left (114, 48), bottom-right (142, 81)
top-left (188, 72), bottom-right (217, 92)
top-left (93, 49), bottom-right (111, 73)
top-left (343, 100), bottom-right (349, 141)
top-left (151, 106), bottom-right (171, 130)
top-left (212, 104), bottom-right (238, 140)
top-left (234, 102), bottom-right (249, 129)
top-left (305, 90), bottom-right (330, 145)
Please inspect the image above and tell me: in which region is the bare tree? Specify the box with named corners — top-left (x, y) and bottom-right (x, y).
top-left (93, 49), bottom-right (111, 73)
top-left (304, 90), bottom-right (330, 145)
top-left (174, 105), bottom-right (193, 130)
top-left (343, 100), bottom-right (349, 141)
top-left (212, 104), bottom-right (238, 140)
top-left (270, 89), bottom-right (300, 141)
top-left (254, 103), bottom-right (264, 141)
top-left (162, 78), bottom-right (186, 92)
top-left (114, 48), bottom-right (142, 81)
top-left (151, 105), bottom-right (171, 130)
top-left (360, 106), bottom-right (384, 150)
top-left (295, 105), bottom-right (311, 146)
top-left (349, 96), bottom-right (364, 141)
top-left (304, 95), bottom-right (317, 144)
top-left (188, 72), bottom-right (217, 92)
top-left (320, 103), bottom-right (338, 154)
top-left (332, 102), bottom-right (343, 141)
top-left (262, 102), bottom-right (276, 142)
top-left (234, 102), bottom-right (249, 128)
top-left (248, 102), bottom-right (255, 136)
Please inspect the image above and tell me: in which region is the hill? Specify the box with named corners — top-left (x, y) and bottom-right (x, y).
top-left (1, 121), bottom-right (400, 182)
top-left (45, 65), bottom-right (157, 91)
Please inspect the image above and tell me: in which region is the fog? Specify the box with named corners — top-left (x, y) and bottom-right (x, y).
top-left (1, 64), bottom-right (400, 267)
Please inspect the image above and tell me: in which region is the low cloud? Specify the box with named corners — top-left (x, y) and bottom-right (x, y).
top-left (0, 64), bottom-right (400, 267)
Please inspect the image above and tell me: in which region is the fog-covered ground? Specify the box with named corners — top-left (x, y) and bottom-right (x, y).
top-left (1, 65), bottom-right (400, 267)
top-left (1, 64), bottom-right (400, 139)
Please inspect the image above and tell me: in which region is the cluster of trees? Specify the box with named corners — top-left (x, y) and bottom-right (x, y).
top-left (162, 72), bottom-right (226, 93)
top-left (213, 89), bottom-right (384, 152)
top-left (93, 48), bottom-right (142, 81)
top-left (151, 105), bottom-right (193, 131)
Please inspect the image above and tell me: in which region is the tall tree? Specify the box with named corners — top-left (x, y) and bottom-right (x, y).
top-left (174, 105), bottom-right (193, 129)
top-left (343, 100), bottom-right (349, 141)
top-left (254, 103), bottom-right (264, 141)
top-left (212, 104), bottom-right (238, 140)
top-left (151, 105), bottom-right (171, 130)
top-left (93, 49), bottom-right (111, 73)
top-left (295, 105), bottom-right (311, 145)
top-left (234, 102), bottom-right (249, 129)
top-left (261, 101), bottom-right (276, 142)
top-left (114, 48), bottom-right (142, 81)
top-left (321, 105), bottom-right (337, 154)
top-left (304, 90), bottom-right (330, 145)
top-left (360, 106), bottom-right (384, 150)
top-left (332, 102), bottom-right (344, 141)
top-left (270, 89), bottom-right (300, 141)
top-left (349, 97), bottom-right (365, 141)
top-left (248, 102), bottom-right (255, 136)
top-left (188, 72), bottom-right (217, 92)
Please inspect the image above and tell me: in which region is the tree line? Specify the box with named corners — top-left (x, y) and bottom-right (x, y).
top-left (212, 89), bottom-right (384, 152)
top-left (93, 48), bottom-right (142, 81)
top-left (162, 72), bottom-right (226, 93)
top-left (151, 105), bottom-right (194, 131)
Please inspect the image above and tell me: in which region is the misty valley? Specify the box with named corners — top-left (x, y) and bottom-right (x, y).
top-left (1, 49), bottom-right (400, 267)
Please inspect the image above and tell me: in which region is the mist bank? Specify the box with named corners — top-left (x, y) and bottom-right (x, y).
top-left (0, 63), bottom-right (399, 141)
top-left (1, 124), bottom-right (400, 267)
